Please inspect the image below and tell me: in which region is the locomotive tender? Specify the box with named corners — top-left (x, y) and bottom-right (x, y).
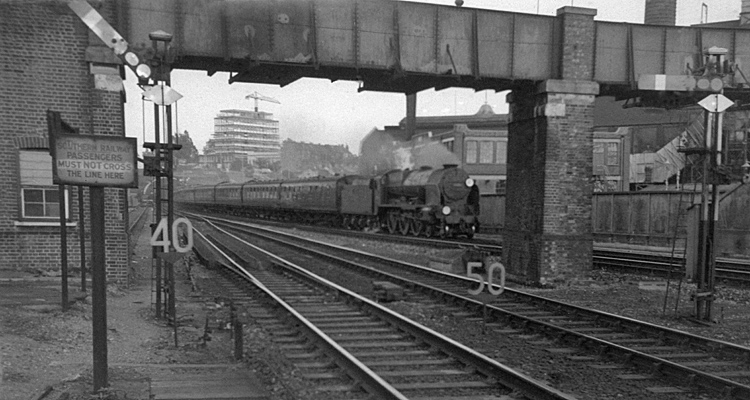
top-left (175, 165), bottom-right (480, 238)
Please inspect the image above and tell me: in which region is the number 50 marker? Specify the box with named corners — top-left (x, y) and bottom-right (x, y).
top-left (467, 262), bottom-right (505, 296)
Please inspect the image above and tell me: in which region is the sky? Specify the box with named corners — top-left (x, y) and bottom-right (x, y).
top-left (122, 0), bottom-right (742, 155)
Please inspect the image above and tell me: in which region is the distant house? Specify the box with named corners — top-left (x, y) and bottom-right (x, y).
top-left (280, 139), bottom-right (357, 178)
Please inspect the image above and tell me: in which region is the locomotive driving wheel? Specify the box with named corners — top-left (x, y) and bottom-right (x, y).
top-left (424, 224), bottom-right (435, 237)
top-left (411, 218), bottom-right (424, 236)
top-left (387, 212), bottom-right (399, 234)
top-left (398, 215), bottom-right (411, 235)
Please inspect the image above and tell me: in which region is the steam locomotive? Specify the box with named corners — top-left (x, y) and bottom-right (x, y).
top-left (175, 165), bottom-right (480, 238)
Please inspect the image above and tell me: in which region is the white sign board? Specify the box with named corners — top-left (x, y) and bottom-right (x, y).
top-left (52, 134), bottom-right (138, 188)
top-left (698, 94), bottom-right (734, 113)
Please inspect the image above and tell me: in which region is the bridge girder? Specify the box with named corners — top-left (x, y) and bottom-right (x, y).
top-left (120, 0), bottom-right (750, 102)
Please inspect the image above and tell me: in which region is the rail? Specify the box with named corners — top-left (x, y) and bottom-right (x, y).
top-left (194, 217), bottom-right (575, 400)
top-left (205, 215), bottom-right (750, 399)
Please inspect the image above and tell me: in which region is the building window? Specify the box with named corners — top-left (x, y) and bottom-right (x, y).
top-left (593, 142), bottom-right (605, 175)
top-left (495, 141), bottom-right (507, 164)
top-left (465, 140), bottom-right (478, 164)
top-left (21, 188), bottom-right (62, 218)
top-left (442, 139), bottom-right (454, 153)
top-left (19, 150), bottom-right (68, 220)
top-left (606, 142), bottom-right (619, 166)
top-left (479, 141), bottom-right (494, 164)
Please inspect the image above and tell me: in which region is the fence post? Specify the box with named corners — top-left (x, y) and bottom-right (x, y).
top-left (231, 302), bottom-right (243, 360)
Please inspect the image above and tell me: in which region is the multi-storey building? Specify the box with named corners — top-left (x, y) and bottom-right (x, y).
top-left (202, 109), bottom-right (281, 169)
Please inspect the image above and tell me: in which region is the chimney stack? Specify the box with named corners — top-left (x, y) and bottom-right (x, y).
top-left (742, 0), bottom-right (750, 25)
top-left (644, 0), bottom-right (677, 26)
top-left (405, 94), bottom-right (417, 140)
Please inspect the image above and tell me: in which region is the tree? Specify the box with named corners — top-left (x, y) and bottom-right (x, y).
top-left (173, 130), bottom-right (200, 165)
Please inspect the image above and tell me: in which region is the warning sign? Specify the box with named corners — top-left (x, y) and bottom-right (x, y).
top-left (52, 134), bottom-right (138, 188)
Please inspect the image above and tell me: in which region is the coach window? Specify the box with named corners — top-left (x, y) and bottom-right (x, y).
top-left (18, 150), bottom-right (69, 222)
top-left (465, 140), bottom-right (478, 164)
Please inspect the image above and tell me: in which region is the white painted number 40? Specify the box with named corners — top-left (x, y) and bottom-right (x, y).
top-left (467, 262), bottom-right (505, 296)
top-left (150, 217), bottom-right (194, 253)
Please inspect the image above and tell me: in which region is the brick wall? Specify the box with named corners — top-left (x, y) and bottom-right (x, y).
top-left (557, 7), bottom-right (597, 81)
top-left (505, 81), bottom-right (598, 285)
top-left (0, 0), bottom-right (130, 281)
top-left (503, 7), bottom-right (600, 285)
top-left (539, 85), bottom-right (597, 283)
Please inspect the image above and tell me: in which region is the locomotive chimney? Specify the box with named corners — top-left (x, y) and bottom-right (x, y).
top-left (644, 0), bottom-right (676, 26)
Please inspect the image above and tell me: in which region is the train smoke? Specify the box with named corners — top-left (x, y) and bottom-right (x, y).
top-left (413, 141), bottom-right (461, 170)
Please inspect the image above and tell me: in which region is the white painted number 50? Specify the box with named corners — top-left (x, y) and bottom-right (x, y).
top-left (467, 262), bottom-right (505, 296)
top-left (150, 217), bottom-right (194, 253)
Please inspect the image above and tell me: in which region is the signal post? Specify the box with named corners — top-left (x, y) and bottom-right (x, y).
top-left (141, 30), bottom-right (183, 326)
top-left (638, 47), bottom-right (745, 323)
top-left (66, 1), bottom-right (187, 390)
top-left (695, 92), bottom-right (734, 321)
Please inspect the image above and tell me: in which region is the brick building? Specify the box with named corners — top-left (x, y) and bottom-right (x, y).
top-left (0, 1), bottom-right (130, 280)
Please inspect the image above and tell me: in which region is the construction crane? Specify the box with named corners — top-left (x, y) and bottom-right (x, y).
top-left (245, 91), bottom-right (280, 112)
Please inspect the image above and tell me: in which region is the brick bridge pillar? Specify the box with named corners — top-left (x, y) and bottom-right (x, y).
top-left (503, 7), bottom-right (599, 285)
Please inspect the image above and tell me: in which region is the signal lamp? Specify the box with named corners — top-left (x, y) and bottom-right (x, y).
top-left (442, 206), bottom-right (451, 215)
top-left (710, 78), bottom-right (723, 92)
top-left (136, 64), bottom-right (152, 80)
top-left (124, 52), bottom-right (139, 66)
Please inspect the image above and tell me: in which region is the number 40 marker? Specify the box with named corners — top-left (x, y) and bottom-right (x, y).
top-left (150, 217), bottom-right (194, 253)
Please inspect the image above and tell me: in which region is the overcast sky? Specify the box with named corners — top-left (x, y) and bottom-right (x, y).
top-left (123, 0), bottom-right (741, 155)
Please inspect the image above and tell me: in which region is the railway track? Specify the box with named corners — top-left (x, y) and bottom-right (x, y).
top-left (191, 218), bottom-right (574, 400)
top-left (593, 248), bottom-right (750, 283)
top-left (181, 208), bottom-right (750, 283)
top-left (199, 214), bottom-right (750, 400)
top-left (128, 206), bottom-right (150, 233)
